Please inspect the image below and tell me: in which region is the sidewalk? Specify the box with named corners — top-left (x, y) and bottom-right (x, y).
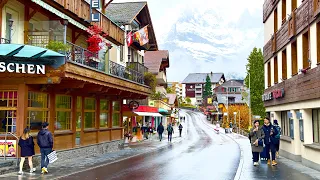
top-left (226, 133), bottom-right (320, 180)
top-left (0, 122), bottom-right (188, 179)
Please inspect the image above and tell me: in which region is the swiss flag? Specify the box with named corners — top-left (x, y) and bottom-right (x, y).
top-left (127, 31), bottom-right (133, 47)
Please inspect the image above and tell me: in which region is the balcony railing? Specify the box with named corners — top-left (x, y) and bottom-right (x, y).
top-left (126, 62), bottom-right (148, 75)
top-left (109, 60), bottom-right (144, 84)
top-left (2, 34), bottom-right (145, 85)
top-left (0, 38), bottom-right (10, 44)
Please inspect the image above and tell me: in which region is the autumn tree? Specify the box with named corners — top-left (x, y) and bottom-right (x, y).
top-left (244, 47), bottom-right (265, 118)
top-left (222, 104), bottom-right (250, 130)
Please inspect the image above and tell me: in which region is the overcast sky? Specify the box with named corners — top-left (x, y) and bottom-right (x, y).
top-left (114, 0), bottom-right (264, 82)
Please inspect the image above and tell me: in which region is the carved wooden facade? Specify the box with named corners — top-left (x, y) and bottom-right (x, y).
top-left (263, 0), bottom-right (320, 63)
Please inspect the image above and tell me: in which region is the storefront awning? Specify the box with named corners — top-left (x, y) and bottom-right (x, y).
top-left (0, 44), bottom-right (65, 68)
top-left (133, 112), bottom-right (163, 117)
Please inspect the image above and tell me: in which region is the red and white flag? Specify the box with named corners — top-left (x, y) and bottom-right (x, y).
top-left (127, 31), bottom-right (133, 47)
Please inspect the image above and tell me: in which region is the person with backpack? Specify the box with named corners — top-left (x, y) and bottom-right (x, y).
top-left (273, 120), bottom-right (281, 158)
top-left (18, 128), bottom-right (36, 175)
top-left (249, 120), bottom-right (265, 166)
top-left (167, 123), bottom-right (174, 142)
top-left (262, 117), bottom-right (279, 166)
top-left (37, 122), bottom-right (53, 174)
top-left (157, 122), bottom-right (164, 141)
top-left (178, 124), bottom-right (183, 137)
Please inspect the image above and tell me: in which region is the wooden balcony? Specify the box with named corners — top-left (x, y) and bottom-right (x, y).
top-left (43, 0), bottom-right (124, 45)
top-left (263, 0), bottom-right (317, 63)
top-left (263, 0), bottom-right (280, 23)
top-left (264, 65), bottom-right (320, 107)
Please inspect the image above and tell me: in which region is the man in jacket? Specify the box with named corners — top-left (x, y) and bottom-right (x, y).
top-left (37, 122), bottom-right (53, 174)
top-left (167, 123), bottom-right (174, 142)
top-left (157, 122), bottom-right (164, 141)
top-left (262, 117), bottom-right (279, 166)
top-left (178, 124), bottom-right (183, 137)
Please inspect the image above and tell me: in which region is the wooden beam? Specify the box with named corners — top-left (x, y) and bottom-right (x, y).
top-left (0, 77), bottom-right (61, 84)
top-left (72, 30), bottom-right (83, 43)
top-left (103, 0), bottom-right (113, 10)
top-left (55, 80), bottom-right (86, 89)
top-left (0, 0), bottom-right (9, 36)
top-left (83, 84), bottom-right (104, 92)
top-left (28, 7), bottom-right (40, 20)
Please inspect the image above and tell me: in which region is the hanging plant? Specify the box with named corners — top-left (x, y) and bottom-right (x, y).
top-left (86, 25), bottom-right (111, 54)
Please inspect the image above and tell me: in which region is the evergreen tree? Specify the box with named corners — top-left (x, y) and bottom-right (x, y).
top-left (244, 47), bottom-right (265, 118)
top-left (203, 75), bottom-right (213, 98)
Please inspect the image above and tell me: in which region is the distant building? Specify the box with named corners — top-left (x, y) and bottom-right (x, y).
top-left (168, 82), bottom-right (183, 98)
top-left (214, 79), bottom-right (245, 106)
top-left (182, 72), bottom-right (225, 105)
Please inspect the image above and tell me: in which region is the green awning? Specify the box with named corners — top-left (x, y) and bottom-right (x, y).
top-left (159, 108), bottom-right (170, 116)
top-left (0, 44), bottom-right (65, 68)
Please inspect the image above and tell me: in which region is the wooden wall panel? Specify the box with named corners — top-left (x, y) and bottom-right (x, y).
top-left (54, 134), bottom-right (73, 150)
top-left (111, 129), bottom-right (122, 140)
top-left (83, 131), bottom-right (97, 145)
top-left (264, 65), bottom-right (320, 107)
top-left (264, 0), bottom-right (318, 63)
top-left (65, 0), bottom-right (75, 12)
top-left (55, 0), bottom-right (65, 7)
top-left (98, 130), bottom-right (111, 142)
top-left (263, 0), bottom-right (280, 23)
top-left (74, 0), bottom-right (82, 18)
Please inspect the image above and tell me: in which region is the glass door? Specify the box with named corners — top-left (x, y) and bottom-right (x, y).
top-left (75, 97), bottom-right (82, 146)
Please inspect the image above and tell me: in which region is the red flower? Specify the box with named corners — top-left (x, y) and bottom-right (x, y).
top-left (86, 25), bottom-right (109, 53)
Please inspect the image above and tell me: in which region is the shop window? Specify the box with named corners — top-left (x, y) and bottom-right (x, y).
top-left (76, 97), bottom-right (82, 130)
top-left (274, 8), bottom-right (278, 33)
top-left (302, 31), bottom-right (309, 69)
top-left (317, 22), bottom-right (320, 64)
top-left (100, 99), bottom-right (109, 128)
top-left (282, 0), bottom-right (286, 22)
top-left (267, 61), bottom-right (271, 87)
top-left (55, 95), bottom-right (72, 131)
top-left (84, 98), bottom-right (96, 128)
top-left (291, 41), bottom-right (298, 75)
top-left (281, 111), bottom-right (290, 136)
top-left (274, 56), bottom-right (278, 84)
top-left (312, 109), bottom-right (320, 143)
top-left (112, 101), bottom-right (120, 127)
top-left (282, 49), bottom-right (287, 79)
top-left (0, 90), bottom-right (17, 133)
top-left (27, 92), bottom-right (49, 131)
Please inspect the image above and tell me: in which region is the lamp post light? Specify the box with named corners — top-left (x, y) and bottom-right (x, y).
top-left (8, 19), bottom-right (14, 43)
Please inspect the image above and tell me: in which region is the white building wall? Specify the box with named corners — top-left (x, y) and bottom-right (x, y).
top-left (264, 11), bottom-right (274, 45)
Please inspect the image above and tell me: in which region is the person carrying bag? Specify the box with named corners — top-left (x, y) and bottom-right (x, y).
top-left (249, 120), bottom-right (265, 166)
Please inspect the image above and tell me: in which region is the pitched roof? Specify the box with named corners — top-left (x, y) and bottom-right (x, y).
top-left (166, 94), bottom-right (177, 105)
top-left (221, 79), bottom-right (244, 87)
top-left (105, 2), bottom-right (147, 25)
top-left (144, 50), bottom-right (169, 73)
top-left (182, 73), bottom-right (225, 84)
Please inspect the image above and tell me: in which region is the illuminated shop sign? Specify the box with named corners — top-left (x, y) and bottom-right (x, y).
top-left (91, 0), bottom-right (101, 22)
top-left (0, 62), bottom-right (45, 74)
top-left (262, 88), bottom-right (285, 101)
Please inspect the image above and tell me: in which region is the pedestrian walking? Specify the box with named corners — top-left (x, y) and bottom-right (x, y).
top-left (18, 128), bottom-right (36, 175)
top-left (262, 117), bottom-right (279, 166)
top-left (178, 124), bottom-right (183, 137)
top-left (273, 120), bottom-right (281, 158)
top-left (167, 123), bottom-right (174, 142)
top-left (249, 120), bottom-right (265, 166)
top-left (148, 125), bottom-right (153, 139)
top-left (229, 122), bottom-right (233, 133)
top-left (37, 122), bottom-right (53, 174)
top-left (157, 122), bottom-right (164, 141)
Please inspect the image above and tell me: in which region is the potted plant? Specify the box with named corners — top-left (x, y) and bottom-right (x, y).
top-left (46, 40), bottom-right (70, 53)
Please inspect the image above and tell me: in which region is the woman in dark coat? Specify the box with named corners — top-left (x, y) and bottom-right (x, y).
top-left (18, 128), bottom-right (36, 174)
top-left (249, 120), bottom-right (265, 166)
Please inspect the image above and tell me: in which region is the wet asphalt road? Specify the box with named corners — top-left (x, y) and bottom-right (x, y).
top-left (60, 111), bottom-right (240, 180)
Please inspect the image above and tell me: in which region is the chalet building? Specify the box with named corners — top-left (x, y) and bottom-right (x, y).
top-left (105, 2), bottom-right (157, 73)
top-left (182, 73), bottom-right (225, 105)
top-left (0, 0), bottom-right (152, 157)
top-left (263, 0), bottom-right (320, 171)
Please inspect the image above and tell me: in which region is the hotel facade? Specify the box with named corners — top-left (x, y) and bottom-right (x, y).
top-left (263, 0), bottom-right (320, 171)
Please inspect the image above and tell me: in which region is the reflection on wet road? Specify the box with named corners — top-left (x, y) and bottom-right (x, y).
top-left (60, 111), bottom-right (240, 180)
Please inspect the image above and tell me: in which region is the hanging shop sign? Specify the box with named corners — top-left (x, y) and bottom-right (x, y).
top-left (262, 88), bottom-right (285, 101)
top-left (90, 0), bottom-right (101, 22)
top-left (0, 62), bottom-right (45, 74)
